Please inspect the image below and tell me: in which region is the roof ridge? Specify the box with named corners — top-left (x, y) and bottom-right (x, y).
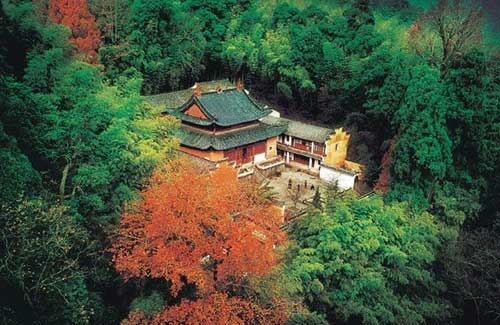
top-left (200, 87), bottom-right (237, 95)
top-left (279, 117), bottom-right (335, 132)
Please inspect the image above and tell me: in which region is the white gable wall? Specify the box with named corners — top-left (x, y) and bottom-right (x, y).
top-left (319, 165), bottom-right (357, 190)
top-left (254, 152), bottom-right (266, 163)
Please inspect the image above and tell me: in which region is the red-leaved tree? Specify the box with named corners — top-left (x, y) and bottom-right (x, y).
top-left (48, 0), bottom-right (101, 64)
top-left (123, 293), bottom-right (281, 325)
top-left (112, 162), bottom-right (288, 324)
top-left (375, 136), bottom-right (398, 194)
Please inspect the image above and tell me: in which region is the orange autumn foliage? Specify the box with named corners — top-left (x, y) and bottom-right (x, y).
top-left (123, 293), bottom-right (288, 325)
top-left (112, 161), bottom-right (287, 323)
top-left (155, 293), bottom-right (286, 325)
top-left (48, 0), bottom-right (101, 64)
top-left (121, 310), bottom-right (149, 325)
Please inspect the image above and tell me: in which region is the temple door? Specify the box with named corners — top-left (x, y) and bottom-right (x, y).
top-left (242, 147), bottom-right (248, 163)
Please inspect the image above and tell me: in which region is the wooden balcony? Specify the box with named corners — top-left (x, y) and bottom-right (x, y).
top-left (292, 143), bottom-right (311, 151)
top-left (313, 147), bottom-right (325, 155)
top-left (277, 143), bottom-right (323, 160)
top-left (291, 142), bottom-right (325, 156)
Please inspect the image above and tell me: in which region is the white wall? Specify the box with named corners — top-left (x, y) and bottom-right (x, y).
top-left (254, 152), bottom-right (266, 163)
top-left (313, 159), bottom-right (320, 170)
top-left (319, 166), bottom-right (356, 190)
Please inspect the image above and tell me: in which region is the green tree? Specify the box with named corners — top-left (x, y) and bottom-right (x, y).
top-left (0, 3), bottom-right (180, 322)
top-left (342, 0), bottom-right (382, 58)
top-left (0, 198), bottom-right (94, 324)
top-left (3, 53), bottom-right (179, 227)
top-left (89, 0), bottom-right (132, 44)
top-left (182, 0), bottom-right (251, 77)
top-left (100, 0), bottom-right (206, 93)
top-left (287, 195), bottom-right (451, 324)
top-left (312, 187), bottom-right (322, 210)
top-left (442, 49), bottom-right (500, 217)
top-left (386, 64), bottom-right (452, 210)
top-left (0, 122), bottom-right (40, 203)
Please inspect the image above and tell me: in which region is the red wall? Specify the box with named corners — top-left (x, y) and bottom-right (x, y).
top-left (184, 104), bottom-right (208, 119)
top-left (225, 141), bottom-right (266, 164)
top-left (293, 154), bottom-right (309, 166)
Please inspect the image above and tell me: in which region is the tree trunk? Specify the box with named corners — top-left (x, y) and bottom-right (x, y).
top-left (59, 162), bottom-right (72, 201)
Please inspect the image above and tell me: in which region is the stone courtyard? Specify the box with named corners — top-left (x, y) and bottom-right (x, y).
top-left (265, 167), bottom-right (329, 210)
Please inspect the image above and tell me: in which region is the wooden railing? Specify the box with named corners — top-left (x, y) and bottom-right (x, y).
top-left (293, 143), bottom-right (325, 156)
top-left (292, 142), bottom-right (311, 151)
top-left (278, 140), bottom-right (326, 156)
top-left (313, 147), bottom-right (325, 155)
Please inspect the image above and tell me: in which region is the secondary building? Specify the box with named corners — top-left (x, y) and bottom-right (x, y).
top-left (261, 113), bottom-right (363, 190)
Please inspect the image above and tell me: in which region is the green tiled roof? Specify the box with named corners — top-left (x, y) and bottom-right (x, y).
top-left (260, 116), bottom-right (334, 143)
top-left (178, 123), bottom-right (286, 150)
top-left (145, 80), bottom-right (234, 108)
top-left (164, 88), bottom-right (271, 127)
top-left (193, 89), bottom-right (271, 126)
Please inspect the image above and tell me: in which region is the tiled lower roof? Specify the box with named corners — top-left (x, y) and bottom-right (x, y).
top-left (261, 115), bottom-right (334, 143)
top-left (178, 123), bottom-right (286, 151)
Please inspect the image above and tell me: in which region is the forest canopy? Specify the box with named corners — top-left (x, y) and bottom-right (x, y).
top-left (0, 0), bottom-right (499, 324)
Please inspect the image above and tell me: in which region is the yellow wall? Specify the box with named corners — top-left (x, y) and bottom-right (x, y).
top-left (266, 137), bottom-right (277, 158)
top-left (323, 128), bottom-right (350, 167)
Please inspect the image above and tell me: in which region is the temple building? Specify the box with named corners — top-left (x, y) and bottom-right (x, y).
top-left (152, 80), bottom-right (363, 189)
top-left (162, 82), bottom-right (286, 167)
